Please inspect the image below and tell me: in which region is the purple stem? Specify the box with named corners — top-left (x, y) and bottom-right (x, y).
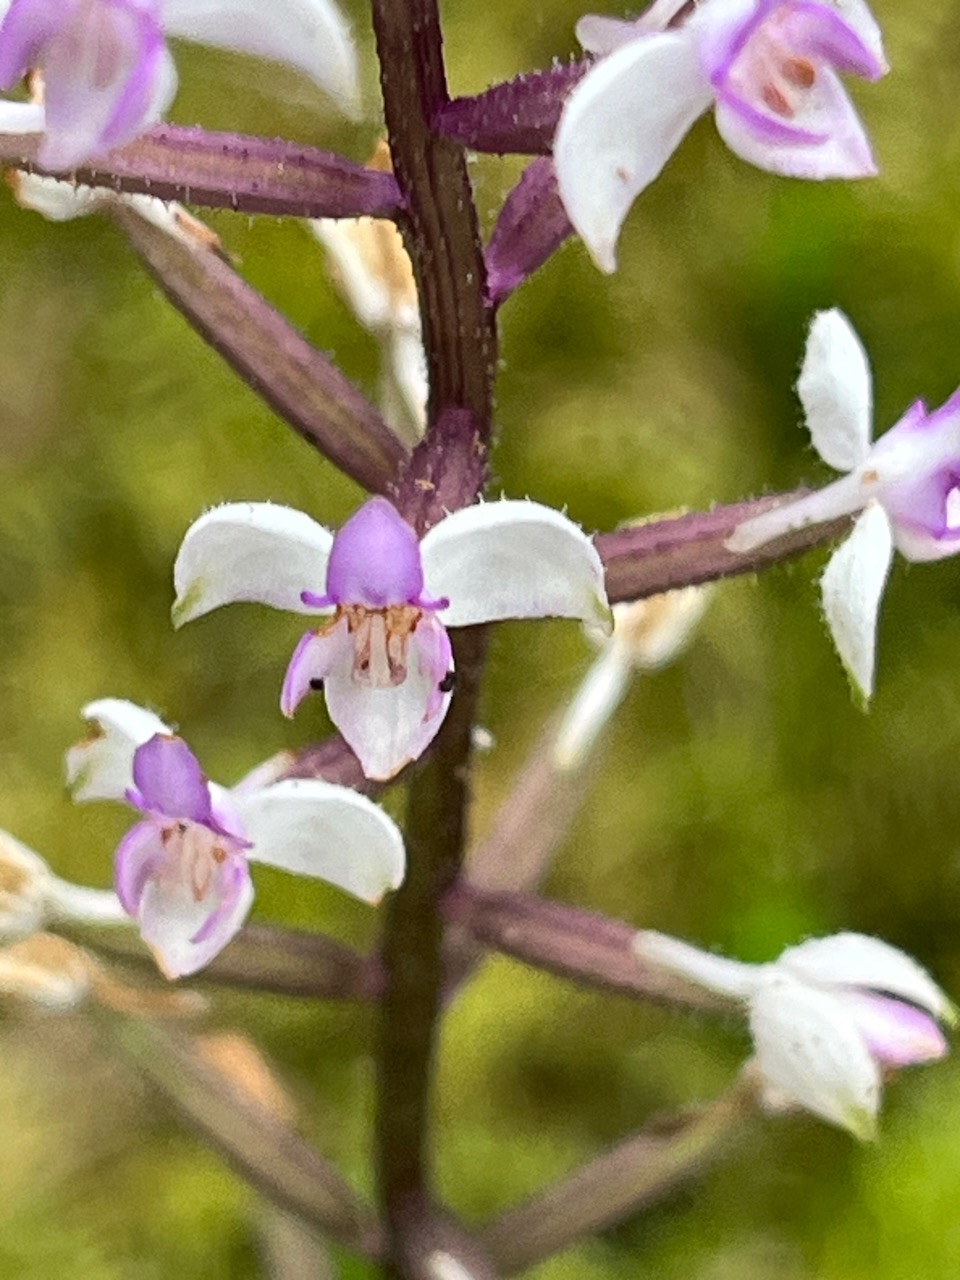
top-left (485, 156), bottom-right (573, 305)
top-left (369, 4), bottom-right (498, 1273)
top-left (111, 203), bottom-right (408, 494)
top-left (0, 125), bottom-right (403, 219)
top-left (434, 63), bottom-right (589, 155)
top-left (444, 885), bottom-right (734, 1015)
top-left (596, 491), bottom-right (849, 603)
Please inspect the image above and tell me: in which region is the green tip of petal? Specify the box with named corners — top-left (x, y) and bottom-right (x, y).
top-left (593, 596), bottom-right (615, 636)
top-left (941, 997), bottom-right (960, 1030)
top-left (171, 582), bottom-right (204, 630)
top-left (841, 1104), bottom-right (878, 1143)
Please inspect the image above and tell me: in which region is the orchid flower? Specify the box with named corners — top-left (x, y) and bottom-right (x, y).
top-left (555, 0), bottom-right (887, 271)
top-left (726, 309), bottom-right (960, 700)
top-left (66, 698), bottom-right (406, 978)
top-left (0, 0), bottom-right (359, 172)
top-left (636, 929), bottom-right (954, 1139)
top-left (173, 496), bottom-right (612, 781)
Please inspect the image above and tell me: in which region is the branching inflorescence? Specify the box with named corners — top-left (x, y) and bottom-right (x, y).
top-left (0, 0), bottom-right (953, 1275)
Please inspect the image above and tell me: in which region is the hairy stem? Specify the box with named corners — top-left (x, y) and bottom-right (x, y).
top-left (0, 126), bottom-right (403, 219)
top-left (597, 491), bottom-right (848, 603)
top-left (375, 628), bottom-right (491, 1277)
top-left (483, 1078), bottom-right (757, 1273)
top-left (370, 0), bottom-right (497, 436)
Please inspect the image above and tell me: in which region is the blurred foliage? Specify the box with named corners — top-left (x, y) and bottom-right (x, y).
top-left (0, 0), bottom-right (958, 1276)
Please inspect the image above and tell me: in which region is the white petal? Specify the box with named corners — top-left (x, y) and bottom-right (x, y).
top-left (420, 500), bottom-right (612, 631)
top-left (576, 15), bottom-right (643, 55)
top-left (633, 930), bottom-right (757, 999)
top-left (235, 779), bottom-right (405, 904)
top-left (66, 698), bottom-right (173, 802)
top-left (8, 172), bottom-right (104, 221)
top-left (0, 100), bottom-right (44, 134)
top-left (324, 660), bottom-right (451, 782)
top-left (750, 971), bottom-right (881, 1139)
top-left (162, 0), bottom-right (360, 117)
top-left (780, 933), bottom-right (953, 1022)
top-left (820, 503), bottom-right (894, 700)
top-left (172, 502), bottom-right (334, 627)
top-left (725, 472), bottom-right (864, 554)
top-left (798, 309), bottom-right (873, 470)
top-left (139, 872), bottom-right (254, 979)
top-left (554, 31), bottom-right (712, 272)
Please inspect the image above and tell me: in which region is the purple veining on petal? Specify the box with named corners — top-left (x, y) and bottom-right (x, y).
top-left (114, 818), bottom-right (165, 914)
top-left (704, 0), bottom-right (881, 152)
top-left (0, 0), bottom-right (65, 86)
top-left (301, 590), bottom-right (336, 609)
top-left (846, 991), bottom-right (949, 1066)
top-left (132, 734), bottom-right (213, 823)
top-left (778, 3), bottom-right (884, 80)
top-left (93, 5), bottom-right (170, 152)
top-left (189, 854), bottom-right (250, 946)
top-left (414, 615), bottom-right (454, 721)
top-left (326, 497), bottom-right (427, 607)
top-left (281, 620), bottom-right (352, 718)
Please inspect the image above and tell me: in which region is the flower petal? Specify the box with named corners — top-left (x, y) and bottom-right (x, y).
top-left (235, 778), bottom-right (405, 903)
top-left (324, 650), bottom-right (449, 781)
top-left (138, 860), bottom-right (253, 978)
top-left (725, 470), bottom-right (863, 553)
top-left (798, 309), bottom-right (873, 471)
top-left (114, 819), bottom-right (165, 915)
top-left (841, 991), bottom-right (948, 1067)
top-left (780, 932), bottom-right (954, 1022)
top-left (827, 0), bottom-right (886, 68)
top-left (750, 970), bottom-right (881, 1139)
top-left (66, 697), bottom-right (173, 802)
top-left (326, 497), bottom-right (427, 607)
top-left (820, 502), bottom-right (893, 700)
top-left (280, 619), bottom-right (352, 718)
top-left (133, 735), bottom-right (213, 824)
top-left (162, 0), bottom-right (360, 117)
top-left (554, 30), bottom-right (712, 272)
top-left (172, 502), bottom-right (334, 627)
top-left (420, 500), bottom-right (612, 631)
top-left (714, 65), bottom-right (876, 180)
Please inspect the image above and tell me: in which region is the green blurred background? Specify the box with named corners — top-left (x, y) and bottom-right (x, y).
top-left (0, 0), bottom-right (958, 1275)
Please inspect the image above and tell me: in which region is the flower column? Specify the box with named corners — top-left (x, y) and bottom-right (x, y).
top-left (368, 0), bottom-right (499, 1276)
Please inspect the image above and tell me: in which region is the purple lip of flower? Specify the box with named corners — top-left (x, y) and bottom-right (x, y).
top-left (116, 734), bottom-right (251, 926)
top-left (0, 0), bottom-right (169, 170)
top-left (708, 0), bottom-right (884, 141)
top-left (299, 497), bottom-right (450, 613)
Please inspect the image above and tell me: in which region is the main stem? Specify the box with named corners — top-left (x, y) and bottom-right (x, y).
top-left (369, 1), bottom-right (497, 1275)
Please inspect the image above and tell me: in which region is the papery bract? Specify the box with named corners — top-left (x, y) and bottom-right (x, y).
top-left (173, 496), bottom-right (612, 781)
top-left (555, 0), bottom-right (887, 271)
top-left (68, 699), bottom-right (406, 977)
top-left (636, 929), bottom-right (953, 1139)
top-left (726, 309), bottom-right (960, 698)
top-left (0, 0), bottom-right (359, 170)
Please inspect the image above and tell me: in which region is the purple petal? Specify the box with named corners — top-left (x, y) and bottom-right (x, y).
top-left (280, 618), bottom-right (352, 718)
top-left (113, 818), bottom-right (165, 914)
top-left (325, 497), bottom-right (426, 607)
top-left (777, 2), bottom-right (885, 80)
top-left (415, 615), bottom-right (454, 721)
top-left (132, 734), bottom-right (213, 823)
top-left (0, 0), bottom-right (67, 87)
top-left (845, 991), bottom-right (949, 1067)
top-left (31, 0), bottom-right (171, 171)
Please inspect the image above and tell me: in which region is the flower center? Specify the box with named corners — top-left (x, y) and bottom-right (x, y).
top-left (735, 12), bottom-right (818, 120)
top-left (161, 820), bottom-right (228, 903)
top-left (338, 603), bottom-right (423, 688)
